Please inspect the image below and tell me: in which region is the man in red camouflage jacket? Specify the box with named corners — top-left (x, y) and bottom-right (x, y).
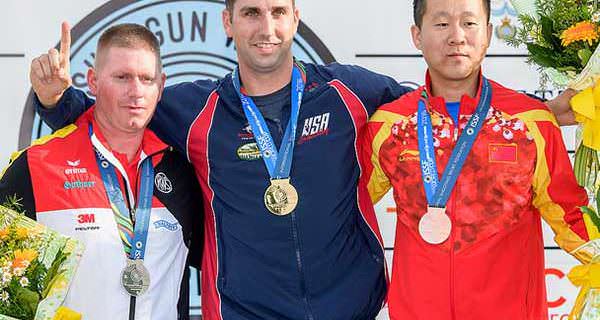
top-left (361, 0), bottom-right (594, 319)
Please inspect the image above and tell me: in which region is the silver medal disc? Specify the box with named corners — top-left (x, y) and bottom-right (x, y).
top-left (418, 207), bottom-right (451, 244)
top-left (121, 259), bottom-right (151, 296)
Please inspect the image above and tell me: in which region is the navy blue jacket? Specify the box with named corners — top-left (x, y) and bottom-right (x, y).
top-left (37, 61), bottom-right (411, 320)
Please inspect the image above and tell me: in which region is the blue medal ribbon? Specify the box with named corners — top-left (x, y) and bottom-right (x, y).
top-left (89, 125), bottom-right (154, 260)
top-left (231, 64), bottom-right (304, 180)
top-left (418, 78), bottom-right (492, 208)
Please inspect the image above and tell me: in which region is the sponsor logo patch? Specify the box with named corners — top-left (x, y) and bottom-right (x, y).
top-left (64, 160), bottom-right (88, 175)
top-left (64, 180), bottom-right (96, 190)
top-left (237, 143), bottom-right (261, 161)
top-left (67, 160), bottom-right (81, 167)
top-left (299, 113), bottom-right (330, 144)
top-left (238, 124), bottom-right (254, 140)
top-left (75, 213), bottom-right (100, 231)
top-left (488, 143), bottom-right (518, 163)
top-left (77, 213), bottom-right (95, 224)
top-left (154, 220), bottom-right (180, 231)
top-left (155, 172), bottom-right (173, 194)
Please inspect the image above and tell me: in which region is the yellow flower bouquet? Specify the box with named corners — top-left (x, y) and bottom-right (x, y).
top-left (509, 1), bottom-right (600, 319)
top-left (0, 203), bottom-right (83, 320)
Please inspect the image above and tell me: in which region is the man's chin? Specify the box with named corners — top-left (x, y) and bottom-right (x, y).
top-left (127, 119), bottom-right (149, 132)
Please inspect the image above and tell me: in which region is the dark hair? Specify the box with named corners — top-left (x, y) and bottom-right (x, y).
top-left (225, 0), bottom-right (296, 12)
top-left (96, 23), bottom-right (161, 70)
top-left (413, 0), bottom-right (491, 27)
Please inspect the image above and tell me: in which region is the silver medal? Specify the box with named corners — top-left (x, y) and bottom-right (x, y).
top-left (121, 259), bottom-right (151, 296)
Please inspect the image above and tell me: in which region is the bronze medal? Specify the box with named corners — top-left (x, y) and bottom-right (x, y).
top-left (264, 178), bottom-right (298, 216)
top-left (121, 259), bottom-right (150, 297)
top-left (418, 206), bottom-right (451, 244)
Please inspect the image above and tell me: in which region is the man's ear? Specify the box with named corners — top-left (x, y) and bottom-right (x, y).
top-left (222, 9), bottom-right (233, 38)
top-left (411, 25), bottom-right (423, 50)
top-left (157, 72), bottom-right (167, 101)
top-left (87, 68), bottom-right (98, 96)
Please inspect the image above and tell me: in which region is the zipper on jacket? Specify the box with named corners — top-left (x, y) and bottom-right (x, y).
top-left (448, 119), bottom-right (458, 320)
top-left (290, 211), bottom-right (315, 320)
top-left (449, 190), bottom-right (458, 320)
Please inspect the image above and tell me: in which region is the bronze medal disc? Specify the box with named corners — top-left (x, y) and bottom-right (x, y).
top-left (418, 207), bottom-right (451, 244)
top-left (264, 179), bottom-right (298, 216)
top-left (121, 259), bottom-right (151, 297)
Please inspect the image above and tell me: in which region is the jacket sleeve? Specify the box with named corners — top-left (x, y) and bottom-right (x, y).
top-left (323, 63), bottom-right (413, 116)
top-left (0, 151), bottom-right (36, 219)
top-left (360, 110), bottom-right (394, 204)
top-left (35, 86), bottom-right (95, 130)
top-left (525, 111), bottom-right (592, 262)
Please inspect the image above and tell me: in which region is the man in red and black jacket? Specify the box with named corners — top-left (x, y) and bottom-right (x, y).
top-left (0, 24), bottom-right (202, 320)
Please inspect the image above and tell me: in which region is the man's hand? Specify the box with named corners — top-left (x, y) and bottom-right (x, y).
top-left (546, 89), bottom-right (578, 126)
top-left (29, 21), bottom-right (72, 108)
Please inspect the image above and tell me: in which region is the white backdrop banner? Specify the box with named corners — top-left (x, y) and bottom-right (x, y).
top-left (0, 0), bottom-right (581, 319)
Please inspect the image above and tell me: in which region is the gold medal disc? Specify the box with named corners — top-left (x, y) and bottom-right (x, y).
top-left (264, 179), bottom-right (298, 216)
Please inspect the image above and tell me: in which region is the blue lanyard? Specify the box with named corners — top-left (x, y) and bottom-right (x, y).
top-left (417, 78), bottom-right (492, 207)
top-left (231, 65), bottom-right (304, 179)
top-left (90, 125), bottom-right (154, 260)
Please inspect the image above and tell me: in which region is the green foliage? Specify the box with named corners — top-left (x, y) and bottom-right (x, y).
top-left (508, 0), bottom-right (598, 74)
top-left (582, 205), bottom-right (600, 233)
top-left (41, 247), bottom-right (67, 299)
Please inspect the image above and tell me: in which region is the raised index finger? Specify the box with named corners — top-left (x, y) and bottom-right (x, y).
top-left (59, 21), bottom-right (71, 67)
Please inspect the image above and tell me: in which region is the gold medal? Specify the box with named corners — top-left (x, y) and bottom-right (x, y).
top-left (418, 206), bottom-right (451, 244)
top-left (121, 259), bottom-right (151, 296)
top-left (264, 178), bottom-right (298, 216)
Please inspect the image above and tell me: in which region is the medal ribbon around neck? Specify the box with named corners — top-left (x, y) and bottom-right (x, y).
top-left (417, 78), bottom-right (492, 208)
top-left (232, 64), bottom-right (305, 180)
top-left (89, 125), bottom-right (154, 260)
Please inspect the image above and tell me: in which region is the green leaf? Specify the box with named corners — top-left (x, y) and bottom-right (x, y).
top-left (574, 144), bottom-right (589, 186)
top-left (596, 185), bottom-right (600, 214)
top-left (582, 206), bottom-right (600, 230)
top-left (15, 287), bottom-right (40, 318)
top-left (540, 15), bottom-right (562, 50)
top-left (578, 48), bottom-right (593, 66)
top-left (526, 43), bottom-right (559, 67)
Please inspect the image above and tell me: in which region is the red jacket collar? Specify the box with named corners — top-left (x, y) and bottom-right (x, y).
top-left (422, 70), bottom-right (485, 117)
top-left (76, 106), bottom-right (168, 159)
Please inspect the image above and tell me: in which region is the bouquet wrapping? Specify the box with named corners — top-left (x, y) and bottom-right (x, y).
top-left (509, 1), bottom-right (600, 318)
top-left (0, 205), bottom-right (83, 320)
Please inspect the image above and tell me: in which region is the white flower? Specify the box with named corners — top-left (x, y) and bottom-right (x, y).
top-left (12, 267), bottom-right (24, 277)
top-left (0, 291), bottom-right (8, 302)
top-left (19, 277), bottom-right (29, 287)
top-left (594, 12), bottom-right (600, 23)
top-left (1, 273), bottom-right (12, 284)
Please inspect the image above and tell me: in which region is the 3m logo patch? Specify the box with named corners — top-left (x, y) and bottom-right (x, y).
top-left (75, 213), bottom-right (100, 231)
top-left (489, 143), bottom-right (517, 163)
top-left (299, 113), bottom-right (330, 144)
top-left (77, 213), bottom-right (95, 224)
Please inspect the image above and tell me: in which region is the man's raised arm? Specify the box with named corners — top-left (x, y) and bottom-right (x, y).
top-left (30, 22), bottom-right (94, 130)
